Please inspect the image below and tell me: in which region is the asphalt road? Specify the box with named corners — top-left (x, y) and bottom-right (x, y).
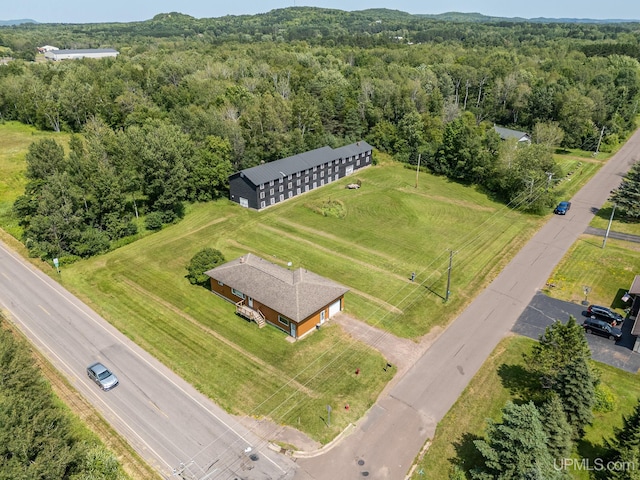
top-left (295, 129), bottom-right (640, 479)
top-left (0, 242), bottom-right (296, 480)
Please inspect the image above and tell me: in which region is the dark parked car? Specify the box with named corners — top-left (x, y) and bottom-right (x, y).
top-left (87, 362), bottom-right (119, 391)
top-left (587, 304), bottom-right (624, 325)
top-left (583, 317), bottom-right (623, 341)
top-left (554, 201), bottom-right (571, 215)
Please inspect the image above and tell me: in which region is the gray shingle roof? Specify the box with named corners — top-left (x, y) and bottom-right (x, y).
top-left (494, 125), bottom-right (530, 141)
top-left (205, 253), bottom-right (349, 322)
top-left (237, 141), bottom-right (373, 186)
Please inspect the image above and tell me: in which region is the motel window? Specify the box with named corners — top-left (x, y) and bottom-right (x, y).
top-left (296, 187), bottom-right (301, 194)
top-left (279, 185), bottom-right (283, 192)
top-left (260, 191), bottom-right (265, 199)
top-left (320, 170), bottom-right (324, 177)
top-left (297, 179), bottom-right (301, 186)
top-left (231, 288), bottom-right (245, 299)
top-left (279, 194), bottom-right (284, 201)
top-left (270, 198), bottom-right (275, 205)
top-left (260, 183), bottom-right (265, 190)
top-left (313, 166), bottom-right (317, 172)
top-left (260, 201), bottom-right (266, 208)
top-left (296, 172), bottom-right (301, 177)
top-left (288, 191), bottom-right (293, 198)
top-left (288, 182), bottom-right (292, 189)
top-left (278, 315), bottom-right (290, 326)
top-left (270, 188), bottom-right (274, 196)
top-left (305, 176), bottom-right (309, 183)
top-left (270, 180), bottom-right (274, 187)
top-left (328, 167), bottom-right (332, 174)
top-left (313, 173), bottom-right (317, 180)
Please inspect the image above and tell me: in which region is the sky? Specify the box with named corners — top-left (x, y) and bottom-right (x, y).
top-left (3, 0), bottom-right (640, 24)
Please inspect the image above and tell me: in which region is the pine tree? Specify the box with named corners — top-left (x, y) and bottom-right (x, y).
top-left (527, 316), bottom-right (591, 390)
top-left (605, 398), bottom-right (640, 480)
top-left (553, 356), bottom-right (596, 439)
top-left (611, 161), bottom-right (640, 220)
top-left (539, 394), bottom-right (574, 461)
top-left (472, 401), bottom-right (561, 480)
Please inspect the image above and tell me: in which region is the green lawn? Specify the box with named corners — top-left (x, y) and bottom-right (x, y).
top-left (0, 121), bottom-right (606, 444)
top-left (412, 335), bottom-right (640, 479)
top-left (543, 236), bottom-right (640, 311)
top-left (0, 121), bottom-right (70, 238)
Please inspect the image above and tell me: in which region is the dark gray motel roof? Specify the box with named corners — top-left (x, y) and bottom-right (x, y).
top-left (235, 141), bottom-right (373, 186)
top-left (205, 253), bottom-right (349, 322)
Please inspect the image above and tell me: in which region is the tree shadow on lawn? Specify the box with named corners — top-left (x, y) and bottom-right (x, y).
top-left (451, 432), bottom-right (484, 477)
top-left (497, 363), bottom-right (544, 403)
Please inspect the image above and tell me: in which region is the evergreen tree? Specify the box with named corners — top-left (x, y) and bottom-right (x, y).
top-left (604, 398), bottom-right (640, 480)
top-left (611, 161), bottom-right (640, 220)
top-left (539, 394), bottom-right (574, 461)
top-left (472, 401), bottom-right (561, 480)
top-left (553, 356), bottom-right (596, 439)
top-left (526, 316), bottom-right (591, 390)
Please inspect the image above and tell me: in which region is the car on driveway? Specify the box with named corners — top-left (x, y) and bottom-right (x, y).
top-left (587, 304), bottom-right (624, 325)
top-left (583, 317), bottom-right (623, 341)
top-left (554, 201), bottom-right (571, 215)
top-left (87, 362), bottom-right (119, 391)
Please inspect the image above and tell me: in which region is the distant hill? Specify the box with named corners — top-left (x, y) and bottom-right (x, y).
top-left (0, 19), bottom-right (37, 26)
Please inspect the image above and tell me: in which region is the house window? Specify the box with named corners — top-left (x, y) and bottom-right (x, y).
top-left (260, 191), bottom-right (265, 199)
top-left (321, 179), bottom-right (325, 186)
top-left (296, 179), bottom-right (301, 186)
top-left (288, 174), bottom-right (292, 181)
top-left (279, 185), bottom-right (283, 192)
top-left (305, 176), bottom-right (309, 183)
top-left (270, 188), bottom-right (274, 196)
top-left (260, 184), bottom-right (265, 190)
top-left (279, 194), bottom-right (284, 201)
top-left (356, 159), bottom-right (360, 166)
top-left (305, 169), bottom-right (309, 175)
top-left (278, 315), bottom-right (290, 326)
top-left (270, 198), bottom-right (275, 205)
top-left (269, 180), bottom-right (274, 187)
top-left (231, 288), bottom-right (245, 299)
top-left (260, 200), bottom-right (266, 208)
top-left (217, 281), bottom-right (224, 286)
top-left (342, 158), bottom-right (346, 164)
top-left (328, 167), bottom-right (332, 174)
top-left (288, 182), bottom-right (292, 189)
top-left (335, 174), bottom-right (339, 181)
top-left (296, 172), bottom-right (301, 177)
top-left (296, 187), bottom-right (301, 194)
top-left (320, 170), bottom-right (324, 177)
top-left (313, 173), bottom-right (317, 180)
top-left (313, 166), bottom-right (317, 172)
top-left (288, 191), bottom-right (293, 198)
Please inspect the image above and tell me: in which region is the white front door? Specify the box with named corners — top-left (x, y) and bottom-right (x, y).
top-left (320, 310), bottom-right (326, 324)
top-left (248, 297), bottom-right (253, 308)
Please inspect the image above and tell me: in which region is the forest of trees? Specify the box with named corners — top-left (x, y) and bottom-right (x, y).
top-left (1, 8), bottom-right (640, 259)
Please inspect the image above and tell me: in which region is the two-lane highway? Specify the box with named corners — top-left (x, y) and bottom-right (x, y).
top-left (0, 241), bottom-right (296, 480)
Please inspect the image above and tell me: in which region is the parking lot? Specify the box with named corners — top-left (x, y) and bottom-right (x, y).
top-left (513, 292), bottom-right (640, 373)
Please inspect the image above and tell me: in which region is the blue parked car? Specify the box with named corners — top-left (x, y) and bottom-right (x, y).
top-left (554, 201), bottom-right (571, 215)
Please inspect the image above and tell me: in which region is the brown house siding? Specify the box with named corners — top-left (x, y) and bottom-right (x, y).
top-left (209, 278), bottom-right (343, 338)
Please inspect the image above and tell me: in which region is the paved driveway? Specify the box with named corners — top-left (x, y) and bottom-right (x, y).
top-left (513, 292), bottom-right (640, 373)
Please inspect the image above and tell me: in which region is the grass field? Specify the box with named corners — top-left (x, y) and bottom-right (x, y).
top-left (543, 236), bottom-right (640, 311)
top-left (0, 122), bottom-right (603, 444)
top-left (0, 121), bottom-right (71, 238)
top-left (412, 335), bottom-right (640, 480)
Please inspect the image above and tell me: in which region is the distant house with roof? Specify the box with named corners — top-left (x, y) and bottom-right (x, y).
top-left (228, 141), bottom-right (373, 210)
top-left (44, 48), bottom-right (119, 61)
top-left (494, 125), bottom-right (531, 143)
top-left (205, 253), bottom-right (348, 339)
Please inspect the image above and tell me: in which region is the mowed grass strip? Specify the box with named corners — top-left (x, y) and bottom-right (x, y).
top-left (413, 335), bottom-right (640, 480)
top-left (544, 235), bottom-right (640, 310)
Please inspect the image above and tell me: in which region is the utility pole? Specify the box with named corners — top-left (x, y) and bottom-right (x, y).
top-left (602, 203), bottom-right (616, 249)
top-left (594, 125), bottom-right (605, 156)
top-left (415, 153), bottom-right (421, 188)
top-left (445, 250), bottom-right (456, 302)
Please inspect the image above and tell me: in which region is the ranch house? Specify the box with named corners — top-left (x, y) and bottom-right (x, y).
top-left (228, 141), bottom-right (373, 210)
top-left (205, 253), bottom-right (348, 339)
